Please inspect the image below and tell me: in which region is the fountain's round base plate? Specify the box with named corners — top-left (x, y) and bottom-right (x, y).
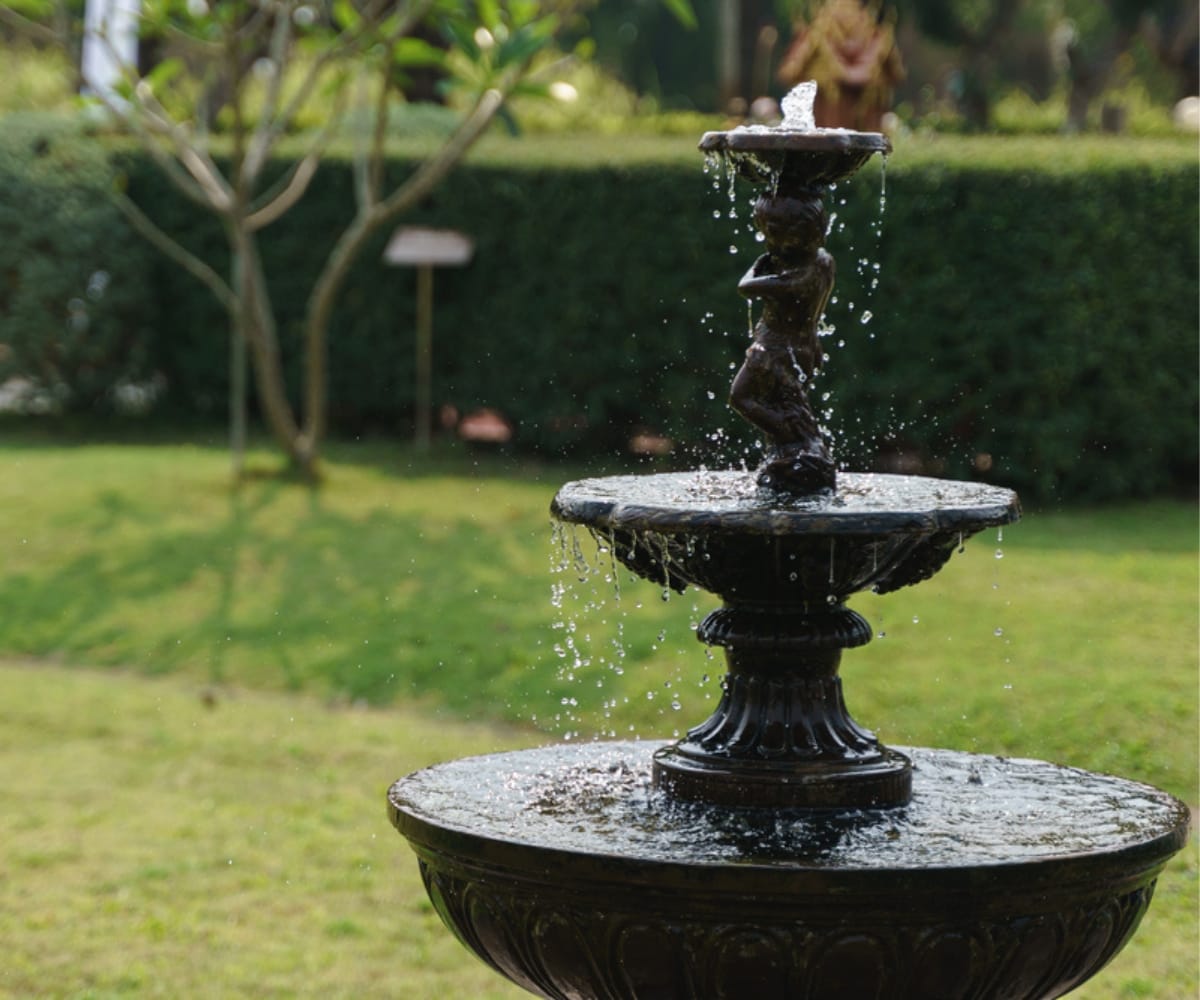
top-left (390, 741), bottom-right (1188, 1000)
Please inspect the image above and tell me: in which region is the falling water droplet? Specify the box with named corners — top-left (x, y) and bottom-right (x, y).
top-left (860, 310), bottom-right (873, 324)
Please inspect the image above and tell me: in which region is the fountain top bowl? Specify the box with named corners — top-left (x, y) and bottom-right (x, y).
top-left (700, 127), bottom-right (891, 157)
top-left (700, 125), bottom-right (891, 192)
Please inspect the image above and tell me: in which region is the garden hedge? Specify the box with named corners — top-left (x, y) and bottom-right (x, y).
top-left (0, 114), bottom-right (158, 412)
top-left (1, 119), bottom-right (1195, 504)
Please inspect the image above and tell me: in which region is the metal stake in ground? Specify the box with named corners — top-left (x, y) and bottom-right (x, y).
top-left (384, 227), bottom-right (474, 449)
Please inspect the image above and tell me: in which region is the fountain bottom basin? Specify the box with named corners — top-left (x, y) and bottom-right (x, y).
top-left (389, 741), bottom-right (1188, 1000)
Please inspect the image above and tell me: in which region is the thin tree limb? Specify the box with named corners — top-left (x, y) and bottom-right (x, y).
top-left (246, 154), bottom-right (320, 231)
top-left (114, 193), bottom-right (235, 312)
top-left (241, 3), bottom-right (296, 187)
top-left (259, 0), bottom-right (436, 151)
top-left (246, 86), bottom-right (346, 229)
top-left (0, 4), bottom-right (61, 45)
top-left (367, 63), bottom-right (392, 206)
top-left (299, 84), bottom-right (508, 446)
top-left (162, 21), bottom-right (222, 57)
top-left (83, 24), bottom-right (233, 212)
top-left (133, 87), bottom-right (234, 212)
top-left (372, 86), bottom-right (506, 225)
top-left (352, 71), bottom-right (373, 209)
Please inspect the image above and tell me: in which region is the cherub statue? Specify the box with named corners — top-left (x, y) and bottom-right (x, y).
top-left (730, 191), bottom-right (836, 492)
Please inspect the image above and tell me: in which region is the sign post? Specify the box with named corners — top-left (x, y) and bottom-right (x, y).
top-left (384, 227), bottom-right (474, 449)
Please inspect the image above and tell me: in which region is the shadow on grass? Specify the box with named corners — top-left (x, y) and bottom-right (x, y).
top-left (0, 468), bottom-right (578, 715)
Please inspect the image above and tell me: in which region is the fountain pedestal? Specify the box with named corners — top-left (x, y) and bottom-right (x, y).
top-left (552, 469), bottom-right (1018, 810)
top-left (654, 626), bottom-right (913, 809)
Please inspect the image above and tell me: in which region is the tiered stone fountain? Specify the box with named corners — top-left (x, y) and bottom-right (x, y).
top-left (389, 86), bottom-right (1188, 999)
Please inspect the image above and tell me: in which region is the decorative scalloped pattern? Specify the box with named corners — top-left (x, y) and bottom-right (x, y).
top-left (419, 859), bottom-right (1155, 1000)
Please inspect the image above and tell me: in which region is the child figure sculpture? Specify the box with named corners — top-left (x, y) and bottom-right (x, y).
top-left (731, 191), bottom-right (836, 492)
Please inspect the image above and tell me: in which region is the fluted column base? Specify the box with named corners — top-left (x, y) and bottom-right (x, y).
top-left (652, 604), bottom-right (912, 808)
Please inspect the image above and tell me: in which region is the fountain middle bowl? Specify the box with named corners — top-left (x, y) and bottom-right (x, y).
top-left (389, 740), bottom-right (1188, 1000)
top-left (550, 470), bottom-right (1020, 604)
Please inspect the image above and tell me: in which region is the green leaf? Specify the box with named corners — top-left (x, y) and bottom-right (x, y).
top-left (332, 0), bottom-right (362, 31)
top-left (7, 0), bottom-right (54, 15)
top-left (661, 0), bottom-right (697, 30)
top-left (510, 80), bottom-right (550, 99)
top-left (145, 56), bottom-right (185, 91)
top-left (495, 33), bottom-right (543, 69)
top-left (508, 0), bottom-right (539, 27)
top-left (496, 16), bottom-right (556, 69)
top-left (441, 16), bottom-right (481, 62)
top-left (495, 103), bottom-right (521, 136)
top-left (476, 0), bottom-right (502, 31)
top-left (392, 36), bottom-right (447, 69)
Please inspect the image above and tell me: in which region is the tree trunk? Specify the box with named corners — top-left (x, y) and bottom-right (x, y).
top-left (229, 250), bottom-right (247, 480)
top-left (229, 224), bottom-right (317, 480)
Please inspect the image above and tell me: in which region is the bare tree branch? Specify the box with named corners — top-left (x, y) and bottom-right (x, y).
top-left (372, 86), bottom-right (505, 225)
top-left (246, 153), bottom-right (319, 231)
top-left (80, 24), bottom-right (234, 212)
top-left (162, 21), bottom-right (223, 57)
top-left (246, 85), bottom-right (346, 230)
top-left (367, 63), bottom-right (392, 206)
top-left (263, 0), bottom-right (436, 148)
top-left (114, 192), bottom-right (235, 312)
top-left (299, 83), bottom-right (509, 445)
top-left (0, 3), bottom-right (61, 45)
top-left (86, 85), bottom-right (215, 208)
top-left (241, 3), bottom-right (296, 187)
top-left (352, 71), bottom-right (373, 209)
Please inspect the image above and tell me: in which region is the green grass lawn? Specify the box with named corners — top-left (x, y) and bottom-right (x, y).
top-left (0, 435), bottom-right (1195, 996)
top-left (0, 661), bottom-right (1194, 1000)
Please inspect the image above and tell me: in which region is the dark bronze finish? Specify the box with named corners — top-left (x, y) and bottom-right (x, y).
top-left (702, 128), bottom-right (890, 493)
top-left (391, 743), bottom-right (1189, 1000)
top-left (388, 115), bottom-right (1190, 1000)
top-left (551, 471), bottom-right (1019, 809)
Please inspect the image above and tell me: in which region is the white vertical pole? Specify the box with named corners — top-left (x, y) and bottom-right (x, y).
top-left (717, 0), bottom-right (741, 110)
top-left (81, 0), bottom-right (142, 101)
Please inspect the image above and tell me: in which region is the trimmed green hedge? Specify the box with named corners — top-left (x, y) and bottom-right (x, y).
top-left (2, 122), bottom-right (1196, 504)
top-left (0, 114), bottom-right (158, 412)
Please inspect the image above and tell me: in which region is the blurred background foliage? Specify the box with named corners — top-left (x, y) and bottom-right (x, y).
top-left (2, 0), bottom-right (1196, 130)
top-left (0, 0), bottom-right (1196, 504)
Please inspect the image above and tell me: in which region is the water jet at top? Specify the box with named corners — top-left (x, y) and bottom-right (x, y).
top-left (388, 83), bottom-right (1188, 999)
